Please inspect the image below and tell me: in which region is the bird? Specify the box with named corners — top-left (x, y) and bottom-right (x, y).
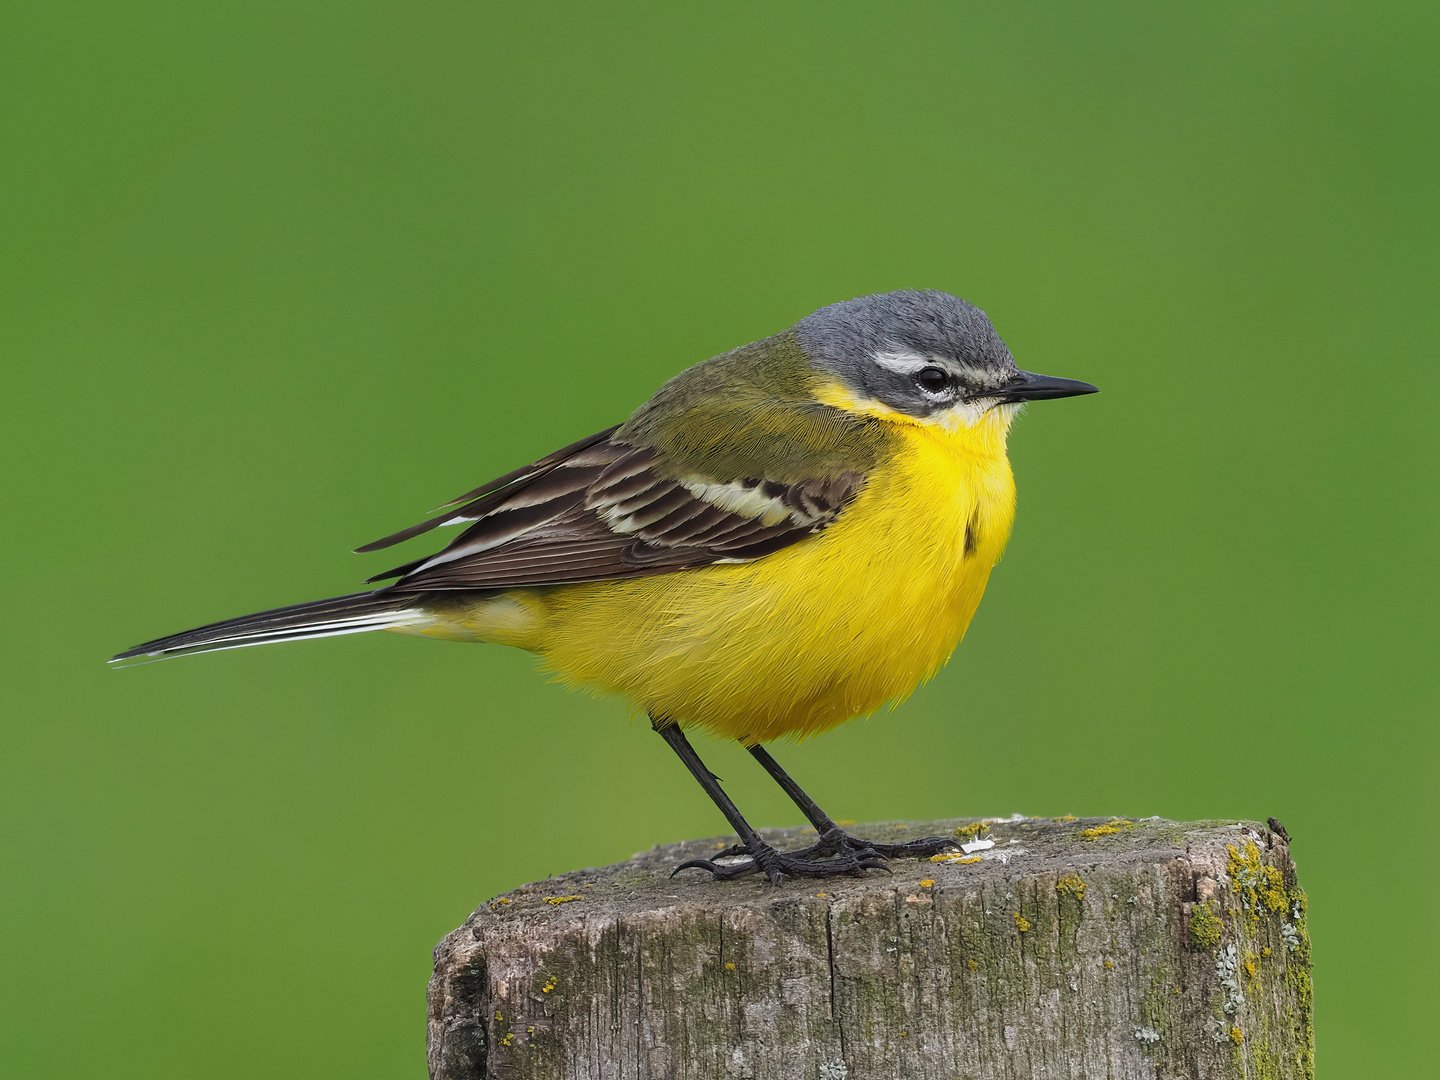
top-left (114, 289), bottom-right (1097, 884)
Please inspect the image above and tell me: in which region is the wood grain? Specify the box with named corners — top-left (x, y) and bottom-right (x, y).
top-left (428, 816), bottom-right (1313, 1080)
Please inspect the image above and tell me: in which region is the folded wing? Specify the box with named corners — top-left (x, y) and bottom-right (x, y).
top-left (359, 431), bottom-right (866, 592)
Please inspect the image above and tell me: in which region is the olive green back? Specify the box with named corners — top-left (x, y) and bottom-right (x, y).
top-left (618, 331), bottom-right (891, 481)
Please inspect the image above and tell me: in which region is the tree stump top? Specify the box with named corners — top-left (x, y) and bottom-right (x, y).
top-left (429, 816), bottom-right (1313, 1080)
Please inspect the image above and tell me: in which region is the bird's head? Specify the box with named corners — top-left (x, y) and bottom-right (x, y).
top-left (796, 290), bottom-right (1097, 430)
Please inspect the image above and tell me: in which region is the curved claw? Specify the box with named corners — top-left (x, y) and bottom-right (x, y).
top-left (672, 856), bottom-right (762, 881)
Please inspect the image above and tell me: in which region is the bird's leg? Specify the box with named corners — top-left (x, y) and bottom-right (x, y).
top-left (742, 743), bottom-right (960, 861)
top-left (652, 717), bottom-right (889, 885)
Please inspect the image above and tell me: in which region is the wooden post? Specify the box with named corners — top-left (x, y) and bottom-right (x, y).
top-left (428, 816), bottom-right (1313, 1079)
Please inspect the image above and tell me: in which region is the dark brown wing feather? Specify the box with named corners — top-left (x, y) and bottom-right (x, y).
top-left (360, 434), bottom-right (865, 593)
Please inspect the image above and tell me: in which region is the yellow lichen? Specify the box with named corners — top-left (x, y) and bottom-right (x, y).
top-left (1259, 867), bottom-right (1287, 911)
top-left (919, 879), bottom-right (936, 888)
top-left (545, 894), bottom-right (582, 905)
top-left (501, 1033), bottom-right (514, 1047)
top-left (1056, 873), bottom-right (1087, 901)
top-left (965, 958), bottom-right (978, 971)
top-left (953, 822), bottom-right (988, 838)
top-left (724, 962), bottom-right (735, 972)
top-left (1054, 814), bottom-right (1077, 823)
top-left (1229, 1026), bottom-right (1244, 1046)
top-left (541, 975), bottom-right (558, 994)
top-left (1013, 911), bottom-right (1032, 933)
top-left (1243, 953), bottom-right (1258, 979)
top-left (1189, 902), bottom-right (1224, 951)
top-left (1103, 959), bottom-right (1113, 970)
top-left (1225, 841), bottom-right (1291, 936)
top-left (930, 852), bottom-right (982, 864)
top-left (1079, 818), bottom-right (1137, 840)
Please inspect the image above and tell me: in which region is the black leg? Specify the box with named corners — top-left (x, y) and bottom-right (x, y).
top-left (747, 744), bottom-right (841, 833)
top-left (652, 719), bottom-right (770, 871)
top-left (651, 717), bottom-right (889, 885)
top-left (744, 743), bottom-right (961, 861)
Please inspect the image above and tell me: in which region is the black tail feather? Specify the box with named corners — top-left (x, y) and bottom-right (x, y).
top-left (111, 590), bottom-right (425, 664)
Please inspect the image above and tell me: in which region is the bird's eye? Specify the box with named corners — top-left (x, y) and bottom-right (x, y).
top-left (915, 366), bottom-right (950, 393)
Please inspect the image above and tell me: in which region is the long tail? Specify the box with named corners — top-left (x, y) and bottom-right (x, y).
top-left (111, 590), bottom-right (431, 665)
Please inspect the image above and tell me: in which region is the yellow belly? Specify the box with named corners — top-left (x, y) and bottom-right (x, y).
top-left (417, 418), bottom-right (1016, 744)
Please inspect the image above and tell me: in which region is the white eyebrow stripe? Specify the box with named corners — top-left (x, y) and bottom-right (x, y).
top-left (871, 348), bottom-right (1018, 393)
top-left (870, 348), bottom-right (934, 373)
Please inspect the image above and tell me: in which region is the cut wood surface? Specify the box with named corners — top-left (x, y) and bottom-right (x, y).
top-left (428, 816), bottom-right (1313, 1080)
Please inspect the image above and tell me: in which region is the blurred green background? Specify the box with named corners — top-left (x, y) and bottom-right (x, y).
top-left (3, 2), bottom-right (1436, 1076)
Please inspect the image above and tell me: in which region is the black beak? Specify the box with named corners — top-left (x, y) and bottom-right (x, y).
top-left (996, 370), bottom-right (1099, 403)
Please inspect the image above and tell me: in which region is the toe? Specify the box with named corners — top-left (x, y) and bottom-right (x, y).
top-left (672, 857), bottom-right (760, 881)
top-left (671, 858), bottom-right (719, 878)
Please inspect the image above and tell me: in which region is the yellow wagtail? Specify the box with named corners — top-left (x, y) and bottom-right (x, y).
top-left (115, 290), bottom-right (1096, 883)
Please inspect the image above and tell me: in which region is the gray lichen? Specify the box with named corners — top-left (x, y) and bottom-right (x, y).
top-left (1216, 943), bottom-right (1246, 1014)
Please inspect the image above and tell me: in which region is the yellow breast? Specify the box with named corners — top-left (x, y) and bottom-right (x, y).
top-left (421, 411), bottom-right (1017, 744)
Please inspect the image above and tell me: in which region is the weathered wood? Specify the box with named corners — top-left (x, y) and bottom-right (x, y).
top-left (428, 816), bottom-right (1313, 1080)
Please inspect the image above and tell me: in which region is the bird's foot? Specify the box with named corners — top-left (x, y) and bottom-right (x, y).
top-left (707, 827), bottom-right (960, 867)
top-left (673, 835), bottom-right (891, 886)
top-left (756, 826), bottom-right (959, 862)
